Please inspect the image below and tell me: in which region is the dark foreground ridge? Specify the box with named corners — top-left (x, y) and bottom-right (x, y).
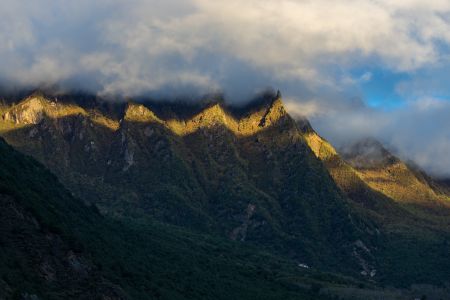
top-left (0, 136), bottom-right (339, 299)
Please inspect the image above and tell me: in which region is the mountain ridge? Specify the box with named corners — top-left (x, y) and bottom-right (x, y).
top-left (1, 92), bottom-right (290, 137)
top-left (1, 92), bottom-right (449, 289)
top-left (0, 92), bottom-right (374, 276)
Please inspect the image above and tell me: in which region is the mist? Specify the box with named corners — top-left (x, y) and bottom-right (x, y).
top-left (291, 98), bottom-right (450, 178)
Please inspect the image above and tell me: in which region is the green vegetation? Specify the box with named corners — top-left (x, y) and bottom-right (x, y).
top-left (0, 137), bottom-right (339, 299)
top-left (0, 93), bottom-right (449, 299)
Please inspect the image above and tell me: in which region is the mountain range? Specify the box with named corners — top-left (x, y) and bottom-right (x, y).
top-left (0, 91), bottom-right (449, 300)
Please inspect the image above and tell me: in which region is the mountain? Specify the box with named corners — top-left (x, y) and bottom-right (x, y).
top-left (0, 92), bottom-right (372, 275)
top-left (301, 121), bottom-right (450, 285)
top-left (0, 91), bottom-right (450, 295)
top-left (340, 138), bottom-right (450, 209)
top-left (301, 121), bottom-right (450, 210)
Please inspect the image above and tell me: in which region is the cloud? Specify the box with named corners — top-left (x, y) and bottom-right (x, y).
top-left (360, 72), bottom-right (372, 83)
top-left (309, 97), bottom-right (450, 177)
top-left (1, 0), bottom-right (450, 176)
top-left (1, 0), bottom-right (450, 96)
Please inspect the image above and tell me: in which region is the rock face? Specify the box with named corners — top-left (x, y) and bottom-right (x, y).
top-left (3, 94), bottom-right (87, 126)
top-left (4, 97), bottom-right (45, 125)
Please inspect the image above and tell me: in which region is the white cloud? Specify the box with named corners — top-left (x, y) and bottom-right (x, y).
top-left (1, 0), bottom-right (450, 96)
top-left (286, 100), bottom-right (322, 118)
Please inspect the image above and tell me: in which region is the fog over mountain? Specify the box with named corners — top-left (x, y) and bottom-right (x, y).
top-left (2, 0), bottom-right (450, 176)
top-left (288, 97), bottom-right (450, 177)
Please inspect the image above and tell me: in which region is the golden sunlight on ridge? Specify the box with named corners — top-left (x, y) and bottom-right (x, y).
top-left (304, 131), bottom-right (450, 208)
top-left (1, 94), bottom-right (288, 139)
top-left (123, 97), bottom-right (287, 137)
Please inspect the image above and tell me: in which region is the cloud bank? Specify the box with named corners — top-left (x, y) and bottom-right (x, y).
top-left (2, 0), bottom-right (450, 176)
top-left (2, 0), bottom-right (450, 96)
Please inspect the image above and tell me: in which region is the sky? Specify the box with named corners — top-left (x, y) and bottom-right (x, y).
top-left (1, 0), bottom-right (450, 176)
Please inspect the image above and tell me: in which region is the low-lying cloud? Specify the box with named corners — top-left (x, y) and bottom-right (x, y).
top-left (1, 0), bottom-right (450, 176)
top-left (301, 98), bottom-right (450, 177)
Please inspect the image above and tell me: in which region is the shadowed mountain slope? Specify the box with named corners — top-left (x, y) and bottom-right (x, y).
top-left (0, 136), bottom-right (345, 300)
top-left (1, 92), bottom-right (449, 288)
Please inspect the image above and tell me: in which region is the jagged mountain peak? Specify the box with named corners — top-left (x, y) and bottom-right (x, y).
top-left (164, 95), bottom-right (290, 136)
top-left (122, 93), bottom-right (290, 136)
top-left (190, 102), bottom-right (228, 123)
top-left (340, 138), bottom-right (398, 169)
top-left (2, 94), bottom-right (87, 125)
top-left (258, 96), bottom-right (286, 126)
top-left (124, 102), bottom-right (162, 123)
top-left (1, 91), bottom-right (291, 135)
